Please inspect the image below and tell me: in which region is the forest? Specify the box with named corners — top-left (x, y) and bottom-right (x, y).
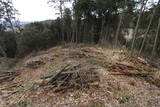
top-left (0, 0), bottom-right (160, 106)
top-left (0, 0), bottom-right (159, 58)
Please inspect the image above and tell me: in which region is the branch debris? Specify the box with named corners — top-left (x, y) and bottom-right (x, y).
top-left (41, 64), bottom-right (100, 92)
top-left (0, 72), bottom-right (20, 83)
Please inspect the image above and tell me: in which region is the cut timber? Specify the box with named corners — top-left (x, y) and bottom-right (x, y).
top-left (42, 64), bottom-right (100, 92)
top-left (0, 72), bottom-right (20, 83)
top-left (48, 64), bottom-right (76, 83)
top-left (115, 62), bottom-right (145, 71)
top-left (110, 71), bottom-right (148, 77)
top-left (137, 57), bottom-right (148, 65)
top-left (108, 62), bottom-right (146, 75)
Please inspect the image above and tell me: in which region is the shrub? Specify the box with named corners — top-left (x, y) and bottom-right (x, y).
top-left (17, 22), bottom-right (55, 56)
top-left (0, 31), bottom-right (17, 57)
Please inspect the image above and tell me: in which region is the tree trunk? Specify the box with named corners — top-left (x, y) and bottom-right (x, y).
top-left (91, 25), bottom-right (94, 44)
top-left (115, 0), bottom-right (126, 48)
top-left (99, 15), bottom-right (106, 44)
top-left (152, 18), bottom-right (160, 57)
top-left (75, 20), bottom-right (78, 43)
top-left (131, 0), bottom-right (146, 55)
top-left (115, 14), bottom-right (123, 47)
top-left (139, 0), bottom-right (160, 56)
top-left (71, 23), bottom-right (75, 43)
top-left (0, 45), bottom-right (6, 57)
top-left (59, 0), bottom-right (65, 42)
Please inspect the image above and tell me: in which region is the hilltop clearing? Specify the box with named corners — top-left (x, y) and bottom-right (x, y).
top-left (0, 44), bottom-right (160, 107)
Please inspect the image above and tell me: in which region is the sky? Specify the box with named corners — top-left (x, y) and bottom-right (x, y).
top-left (13, 0), bottom-right (59, 22)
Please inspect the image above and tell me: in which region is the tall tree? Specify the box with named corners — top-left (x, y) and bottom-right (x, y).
top-left (0, 0), bottom-right (17, 32)
top-left (115, 0), bottom-right (127, 47)
top-left (0, 44), bottom-right (7, 57)
top-left (131, 0), bottom-right (147, 55)
top-left (48, 0), bottom-right (71, 42)
top-left (139, 0), bottom-right (160, 56)
top-left (73, 0), bottom-right (96, 43)
top-left (0, 0), bottom-right (17, 57)
top-left (63, 8), bottom-right (72, 42)
top-left (152, 17), bottom-right (160, 57)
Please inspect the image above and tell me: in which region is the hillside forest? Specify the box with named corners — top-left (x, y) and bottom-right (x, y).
top-left (0, 0), bottom-right (160, 58)
top-left (0, 0), bottom-right (160, 107)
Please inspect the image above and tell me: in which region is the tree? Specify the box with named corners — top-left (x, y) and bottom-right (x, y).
top-left (114, 0), bottom-right (127, 47)
top-left (139, 0), bottom-right (160, 56)
top-left (18, 22), bottom-right (53, 56)
top-left (152, 17), bottom-right (160, 57)
top-left (0, 0), bottom-right (17, 32)
top-left (0, 0), bottom-right (18, 57)
top-left (48, 0), bottom-right (71, 42)
top-left (0, 45), bottom-right (7, 57)
top-left (63, 8), bottom-right (72, 42)
top-left (131, 0), bottom-right (147, 55)
top-left (73, 0), bottom-right (96, 43)
top-left (0, 31), bottom-right (17, 57)
top-left (48, 0), bottom-right (71, 18)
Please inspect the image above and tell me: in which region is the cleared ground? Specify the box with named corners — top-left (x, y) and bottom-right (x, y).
top-left (0, 44), bottom-right (160, 107)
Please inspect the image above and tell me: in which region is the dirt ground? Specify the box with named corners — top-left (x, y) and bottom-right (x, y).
top-left (0, 44), bottom-right (160, 107)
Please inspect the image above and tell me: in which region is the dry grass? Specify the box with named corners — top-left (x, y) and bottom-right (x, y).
top-left (0, 44), bottom-right (160, 107)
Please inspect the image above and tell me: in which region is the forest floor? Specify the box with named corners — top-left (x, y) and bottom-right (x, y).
top-left (0, 44), bottom-right (160, 107)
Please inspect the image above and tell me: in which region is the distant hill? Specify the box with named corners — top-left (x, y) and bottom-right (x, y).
top-left (19, 20), bottom-right (54, 26)
top-left (40, 20), bottom-right (53, 24)
top-left (1, 20), bottom-right (53, 27)
top-left (19, 21), bottom-right (31, 25)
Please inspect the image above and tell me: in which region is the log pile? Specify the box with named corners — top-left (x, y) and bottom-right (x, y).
top-left (42, 64), bottom-right (100, 92)
top-left (125, 56), bottom-right (149, 66)
top-left (108, 62), bottom-right (147, 76)
top-left (0, 72), bottom-right (20, 83)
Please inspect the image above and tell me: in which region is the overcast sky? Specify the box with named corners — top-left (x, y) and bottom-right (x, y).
top-left (13, 0), bottom-right (59, 22)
